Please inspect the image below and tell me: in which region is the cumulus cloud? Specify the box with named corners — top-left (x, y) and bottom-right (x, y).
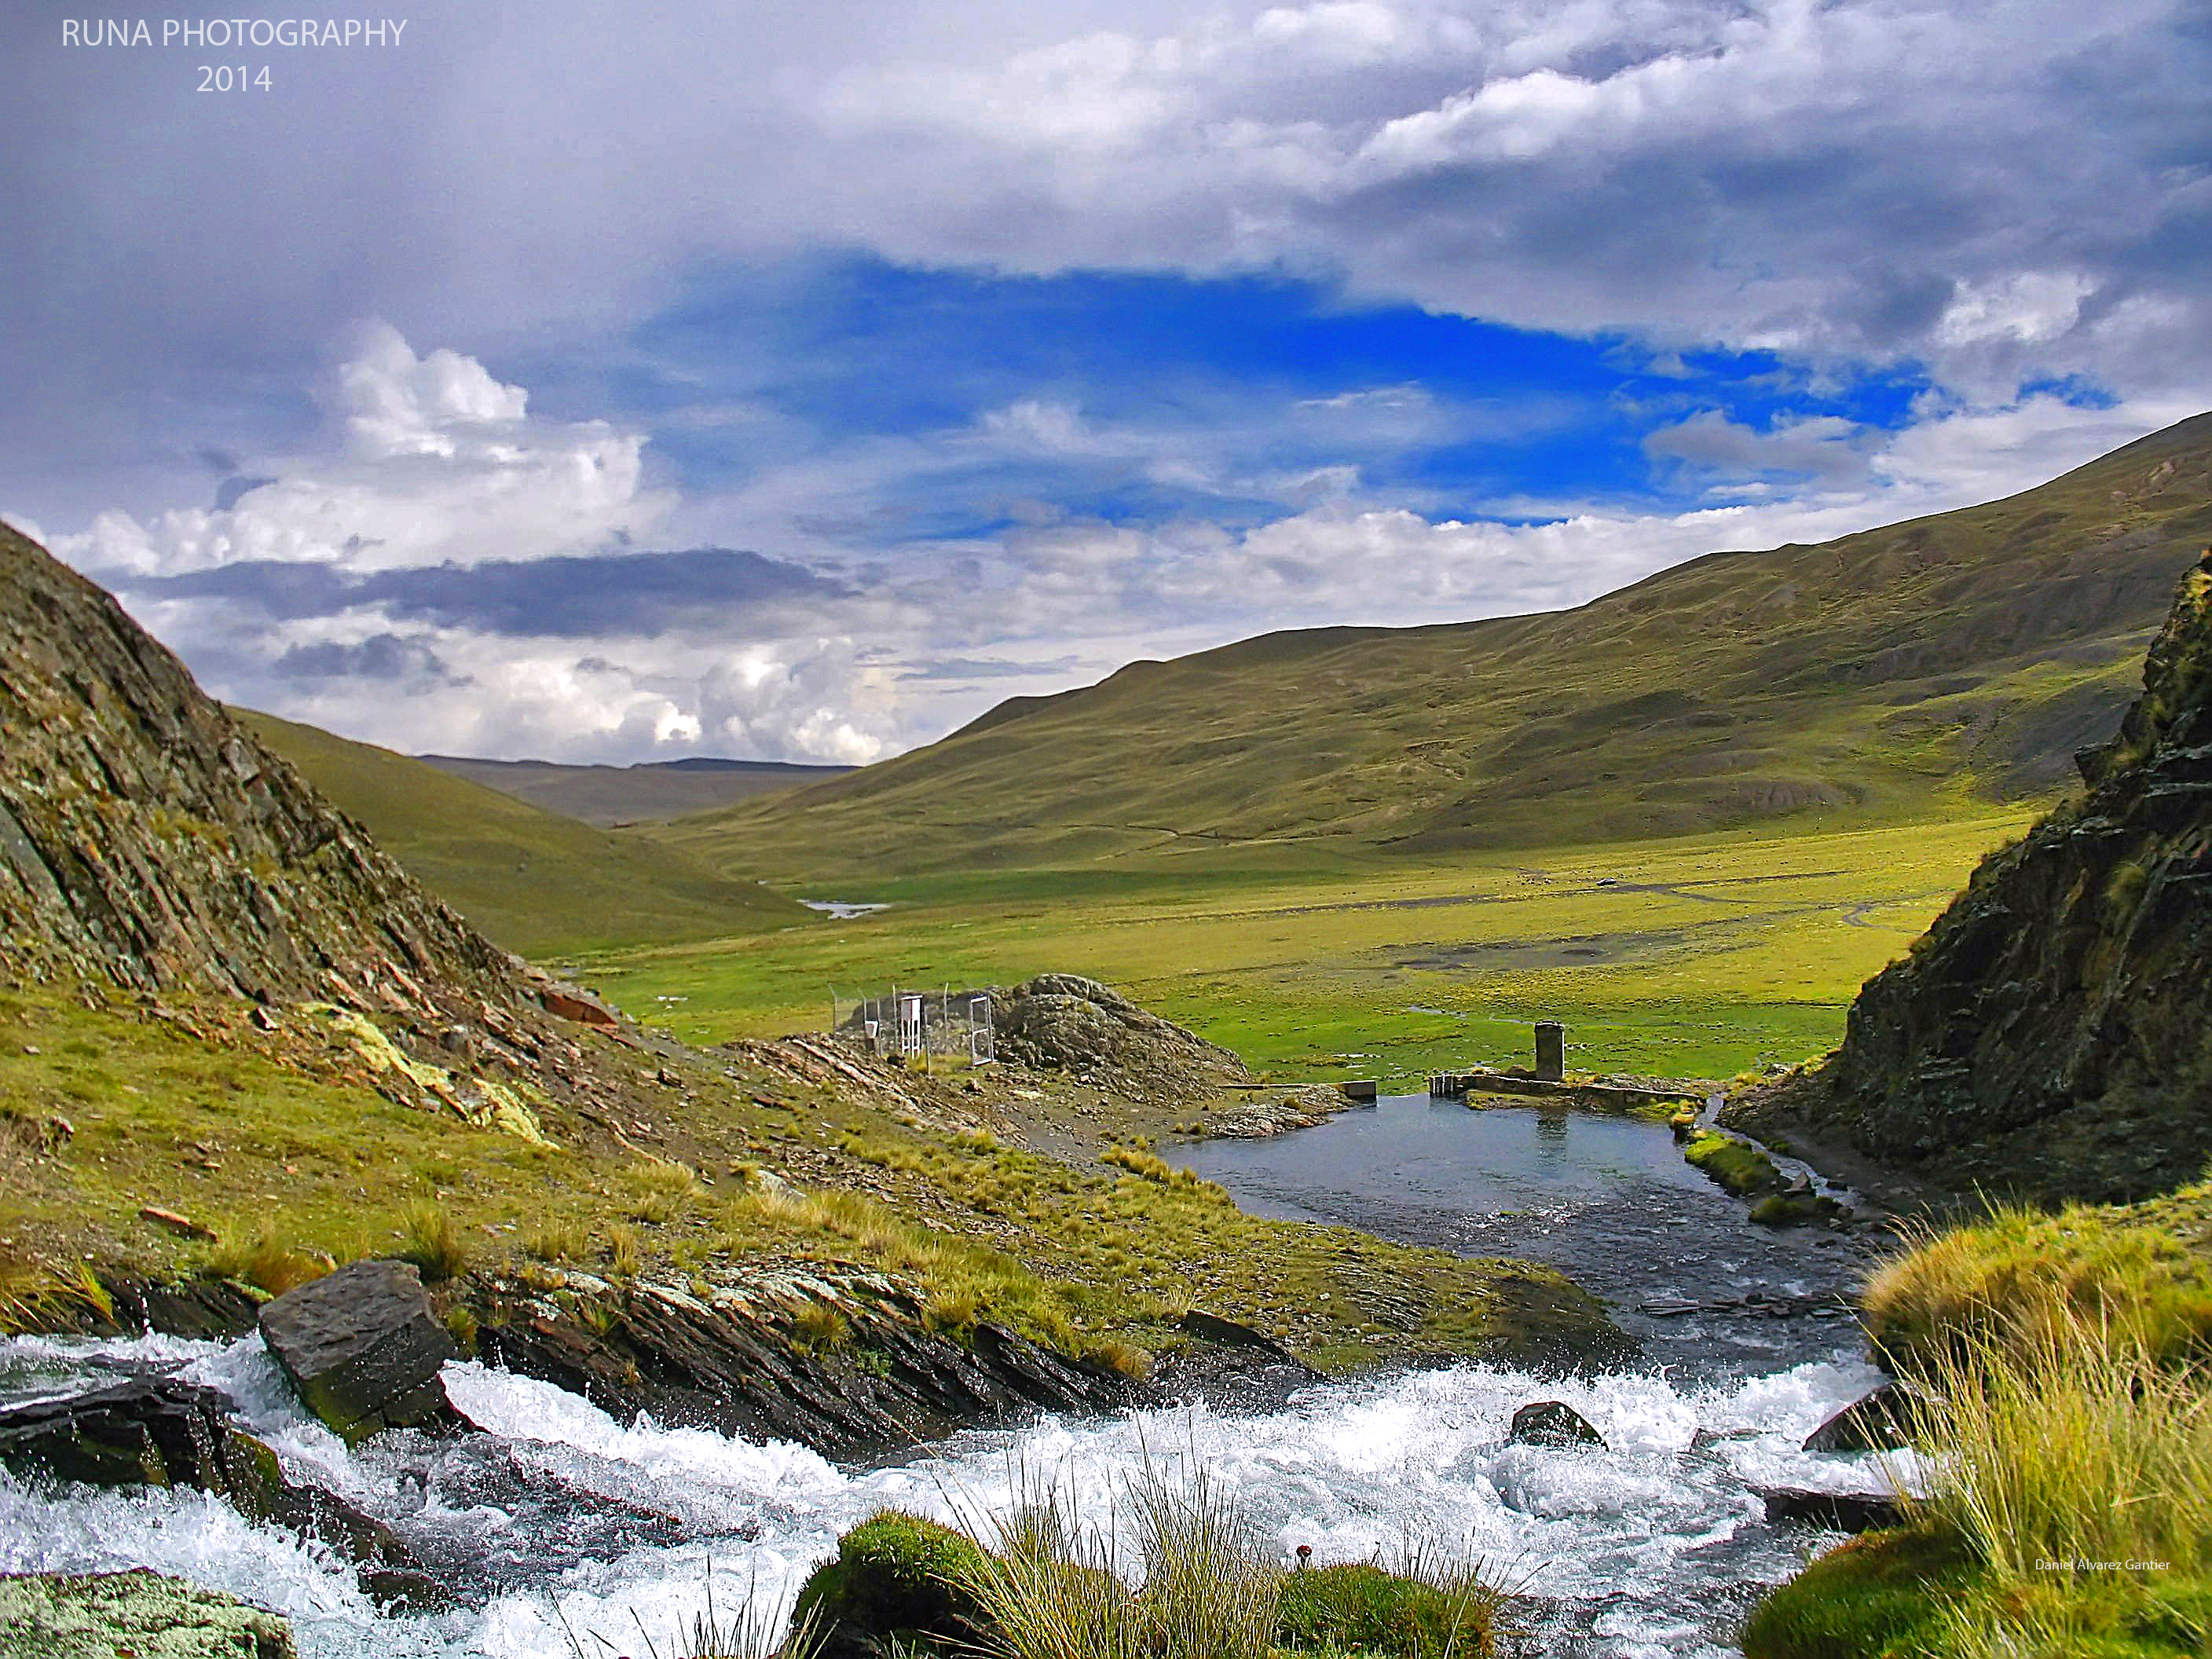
top-left (61, 324), bottom-right (665, 581)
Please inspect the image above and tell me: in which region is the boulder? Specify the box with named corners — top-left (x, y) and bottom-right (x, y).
top-left (1804, 1382), bottom-right (1917, 1452)
top-left (0, 1569), bottom-right (295, 1659)
top-left (1759, 1485), bottom-right (1909, 1533)
top-left (258, 1258), bottom-right (457, 1443)
top-left (1508, 1400), bottom-right (1606, 1448)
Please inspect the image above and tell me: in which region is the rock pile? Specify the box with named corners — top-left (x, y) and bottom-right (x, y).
top-left (990, 974), bottom-right (1251, 1094)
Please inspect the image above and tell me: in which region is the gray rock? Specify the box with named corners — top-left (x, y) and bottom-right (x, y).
top-left (0, 1569), bottom-right (295, 1659)
top-left (1508, 1400), bottom-right (1606, 1448)
top-left (1804, 1382), bottom-right (1917, 1452)
top-left (1760, 1485), bottom-right (1908, 1533)
top-left (258, 1258), bottom-right (457, 1444)
top-left (0, 1380), bottom-right (442, 1606)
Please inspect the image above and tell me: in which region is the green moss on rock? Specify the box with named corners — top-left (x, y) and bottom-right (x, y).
top-left (0, 1569), bottom-right (296, 1658)
top-left (1683, 1131), bottom-right (1785, 1198)
top-left (1276, 1562), bottom-right (1496, 1658)
top-left (792, 1510), bottom-right (993, 1654)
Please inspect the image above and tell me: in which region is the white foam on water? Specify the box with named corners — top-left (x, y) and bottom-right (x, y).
top-left (1, 1332), bottom-right (1910, 1659)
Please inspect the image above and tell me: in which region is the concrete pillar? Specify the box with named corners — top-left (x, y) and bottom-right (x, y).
top-left (1534, 1021), bottom-right (1566, 1082)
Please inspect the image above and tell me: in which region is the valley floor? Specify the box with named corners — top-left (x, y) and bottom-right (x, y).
top-left (588, 811), bottom-right (2039, 1088)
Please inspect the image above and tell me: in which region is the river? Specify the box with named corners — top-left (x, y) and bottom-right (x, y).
top-left (0, 1099), bottom-right (1910, 1659)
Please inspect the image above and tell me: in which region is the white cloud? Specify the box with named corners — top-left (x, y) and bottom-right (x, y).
top-left (56, 324), bottom-right (666, 580)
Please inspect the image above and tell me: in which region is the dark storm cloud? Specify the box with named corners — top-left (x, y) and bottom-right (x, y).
top-left (270, 632), bottom-right (458, 683)
top-left (134, 547), bottom-right (854, 639)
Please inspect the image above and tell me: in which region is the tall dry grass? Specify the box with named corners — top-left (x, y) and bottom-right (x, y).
top-left (1899, 1310), bottom-right (2211, 1654)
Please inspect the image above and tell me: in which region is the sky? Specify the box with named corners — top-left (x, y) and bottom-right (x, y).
top-left (4, 0), bottom-right (2209, 767)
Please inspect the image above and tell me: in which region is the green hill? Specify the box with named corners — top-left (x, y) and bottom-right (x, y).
top-left (237, 710), bottom-right (812, 955)
top-left (416, 753), bottom-right (853, 826)
top-left (662, 413), bottom-right (2212, 883)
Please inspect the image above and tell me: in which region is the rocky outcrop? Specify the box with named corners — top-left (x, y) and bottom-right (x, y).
top-left (991, 975), bottom-right (1251, 1093)
top-left (471, 1265), bottom-right (1139, 1463)
top-left (1206, 1083), bottom-right (1350, 1138)
top-left (258, 1259), bottom-right (459, 1444)
top-left (0, 1569), bottom-right (296, 1659)
top-left (1730, 551), bottom-right (2212, 1202)
top-left (0, 522), bottom-right (523, 1016)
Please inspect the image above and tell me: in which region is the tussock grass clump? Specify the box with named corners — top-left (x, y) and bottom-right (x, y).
top-left (1101, 1145), bottom-right (1225, 1196)
top-left (0, 1256), bottom-right (113, 1334)
top-left (835, 1133), bottom-right (926, 1174)
top-left (952, 1469), bottom-right (1502, 1659)
top-left (524, 1218), bottom-right (591, 1263)
top-left (207, 1219), bottom-right (330, 1296)
top-left (965, 1469), bottom-right (1276, 1659)
top-left (789, 1298), bottom-right (851, 1350)
top-left (606, 1222), bottom-right (643, 1278)
top-left (1862, 1192), bottom-right (2212, 1374)
top-left (624, 1158), bottom-right (705, 1224)
top-left (1751, 1215), bottom-right (2212, 1659)
top-left (556, 1558), bottom-right (823, 1659)
top-left (397, 1199), bottom-right (469, 1283)
top-left (1905, 1316), bottom-right (2210, 1646)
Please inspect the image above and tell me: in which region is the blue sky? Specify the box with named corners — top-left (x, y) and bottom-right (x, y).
top-left (4, 1), bottom-right (2207, 764)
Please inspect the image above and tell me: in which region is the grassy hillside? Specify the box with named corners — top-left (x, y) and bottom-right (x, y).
top-left (419, 753), bottom-right (853, 826)
top-left (238, 710), bottom-right (813, 956)
top-left (661, 414), bottom-right (2212, 883)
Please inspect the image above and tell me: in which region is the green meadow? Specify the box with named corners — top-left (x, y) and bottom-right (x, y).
top-left (588, 810), bottom-right (2037, 1086)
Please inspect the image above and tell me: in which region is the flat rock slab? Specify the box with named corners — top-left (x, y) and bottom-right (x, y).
top-left (0, 1569), bottom-right (295, 1658)
top-left (1760, 1485), bottom-right (1909, 1533)
top-left (0, 1377), bottom-right (233, 1490)
top-left (258, 1258), bottom-right (456, 1444)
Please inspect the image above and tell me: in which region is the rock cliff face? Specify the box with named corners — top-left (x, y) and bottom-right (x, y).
top-left (1732, 551), bottom-right (2212, 1202)
top-left (0, 524), bottom-right (522, 1013)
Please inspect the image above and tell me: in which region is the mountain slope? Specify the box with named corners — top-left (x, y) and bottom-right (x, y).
top-left (665, 414), bottom-right (2212, 881)
top-left (240, 712), bottom-right (811, 956)
top-left (0, 524), bottom-right (520, 1010)
top-left (416, 753), bottom-right (854, 826)
top-left (1729, 548), bottom-right (2212, 1203)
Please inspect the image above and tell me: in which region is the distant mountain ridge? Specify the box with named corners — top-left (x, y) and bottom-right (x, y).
top-left (416, 753), bottom-right (854, 826)
top-left (665, 413), bottom-right (2212, 881)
